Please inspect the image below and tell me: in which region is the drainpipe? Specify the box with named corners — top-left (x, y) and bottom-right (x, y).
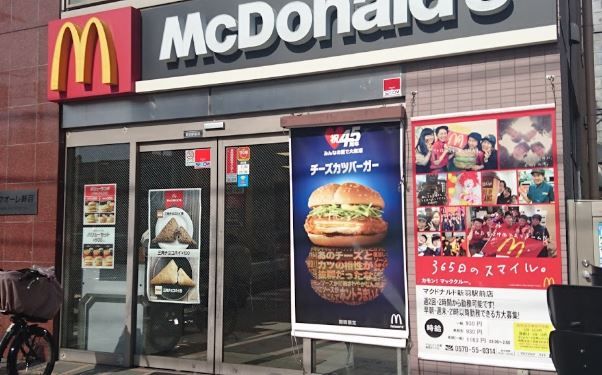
top-left (583, 0), bottom-right (599, 198)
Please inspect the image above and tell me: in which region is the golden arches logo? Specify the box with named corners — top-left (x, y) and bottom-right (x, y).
top-left (496, 237), bottom-right (526, 257)
top-left (543, 277), bottom-right (555, 288)
top-left (447, 132), bottom-right (467, 148)
top-left (50, 17), bottom-right (117, 92)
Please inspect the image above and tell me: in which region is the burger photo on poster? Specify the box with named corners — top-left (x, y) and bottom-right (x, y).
top-left (303, 182), bottom-right (389, 247)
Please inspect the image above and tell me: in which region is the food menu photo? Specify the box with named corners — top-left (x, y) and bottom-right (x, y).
top-left (290, 122), bottom-right (409, 347)
top-left (146, 189), bottom-right (201, 304)
top-left (81, 227), bottom-right (115, 269)
top-left (83, 184), bottom-right (116, 225)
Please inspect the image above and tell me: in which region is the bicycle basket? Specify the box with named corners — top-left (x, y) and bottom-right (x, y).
top-left (0, 270), bottom-right (63, 320)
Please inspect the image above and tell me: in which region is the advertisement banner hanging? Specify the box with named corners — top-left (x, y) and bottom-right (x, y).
top-left (147, 189), bottom-right (201, 304)
top-left (411, 105), bottom-right (561, 370)
top-left (291, 122), bottom-right (409, 347)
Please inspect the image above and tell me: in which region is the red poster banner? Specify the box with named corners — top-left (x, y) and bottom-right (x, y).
top-left (226, 147), bottom-right (237, 174)
top-left (84, 184), bottom-right (115, 202)
top-left (411, 106), bottom-right (561, 370)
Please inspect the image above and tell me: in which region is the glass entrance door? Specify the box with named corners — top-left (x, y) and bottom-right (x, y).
top-left (215, 137), bottom-right (303, 374)
top-left (134, 141), bottom-right (217, 373)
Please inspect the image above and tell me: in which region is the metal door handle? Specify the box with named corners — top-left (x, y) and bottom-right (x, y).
top-left (583, 259), bottom-right (591, 268)
top-left (583, 270), bottom-right (592, 282)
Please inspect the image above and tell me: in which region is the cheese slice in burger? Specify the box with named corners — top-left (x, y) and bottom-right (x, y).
top-left (304, 183), bottom-right (388, 247)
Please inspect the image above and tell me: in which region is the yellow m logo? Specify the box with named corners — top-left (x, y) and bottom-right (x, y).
top-left (543, 277), bottom-right (555, 288)
top-left (50, 17), bottom-right (117, 92)
top-left (496, 237), bottom-right (526, 257)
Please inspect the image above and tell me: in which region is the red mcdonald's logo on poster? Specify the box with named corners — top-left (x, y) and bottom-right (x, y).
top-left (47, 7), bottom-right (140, 101)
top-left (447, 131), bottom-right (468, 149)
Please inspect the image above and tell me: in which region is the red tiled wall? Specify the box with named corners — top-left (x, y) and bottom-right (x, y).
top-left (0, 0), bottom-right (60, 330)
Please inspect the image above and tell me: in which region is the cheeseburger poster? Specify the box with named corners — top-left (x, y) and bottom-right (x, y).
top-left (290, 122), bottom-right (409, 347)
top-left (412, 105), bottom-right (561, 370)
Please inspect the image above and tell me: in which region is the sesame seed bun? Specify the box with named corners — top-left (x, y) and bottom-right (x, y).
top-left (307, 182), bottom-right (385, 209)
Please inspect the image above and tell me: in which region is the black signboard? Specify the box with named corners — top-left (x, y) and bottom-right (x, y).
top-left (0, 190), bottom-right (38, 215)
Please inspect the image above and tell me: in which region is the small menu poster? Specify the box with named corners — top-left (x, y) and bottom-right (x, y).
top-left (82, 227), bottom-right (115, 269)
top-left (147, 189), bottom-right (201, 304)
top-left (83, 184), bottom-right (116, 225)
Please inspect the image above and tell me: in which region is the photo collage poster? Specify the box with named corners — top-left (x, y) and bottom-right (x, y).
top-left (412, 106), bottom-right (561, 370)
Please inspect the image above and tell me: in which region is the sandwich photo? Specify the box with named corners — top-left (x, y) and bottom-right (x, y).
top-left (85, 201), bottom-right (97, 213)
top-left (152, 217), bottom-right (198, 247)
top-left (150, 259), bottom-right (196, 287)
top-left (304, 183), bottom-right (388, 247)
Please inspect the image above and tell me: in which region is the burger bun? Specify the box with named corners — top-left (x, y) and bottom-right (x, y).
top-left (308, 182), bottom-right (385, 209)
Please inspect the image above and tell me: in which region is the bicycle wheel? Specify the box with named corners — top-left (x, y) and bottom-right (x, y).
top-left (7, 327), bottom-right (55, 375)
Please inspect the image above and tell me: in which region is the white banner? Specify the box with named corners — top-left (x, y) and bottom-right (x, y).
top-left (417, 286), bottom-right (554, 370)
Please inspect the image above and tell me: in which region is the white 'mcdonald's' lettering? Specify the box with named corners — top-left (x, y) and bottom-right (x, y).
top-left (159, 0), bottom-right (512, 60)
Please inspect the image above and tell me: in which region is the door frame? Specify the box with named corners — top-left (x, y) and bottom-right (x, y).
top-left (60, 114), bottom-right (286, 368)
top-left (215, 134), bottom-right (303, 375)
top-left (134, 140), bottom-right (218, 373)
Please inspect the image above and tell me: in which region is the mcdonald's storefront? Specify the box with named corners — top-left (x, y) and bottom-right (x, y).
top-left (49, 1), bottom-right (585, 374)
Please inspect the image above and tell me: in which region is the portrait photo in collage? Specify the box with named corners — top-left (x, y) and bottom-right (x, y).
top-left (413, 113), bottom-right (557, 259)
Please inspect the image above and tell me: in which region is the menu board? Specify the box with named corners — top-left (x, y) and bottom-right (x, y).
top-left (147, 189), bottom-right (201, 304)
top-left (83, 184), bottom-right (116, 225)
top-left (82, 227), bottom-right (115, 269)
top-left (412, 106), bottom-right (560, 370)
top-left (290, 122), bottom-right (409, 347)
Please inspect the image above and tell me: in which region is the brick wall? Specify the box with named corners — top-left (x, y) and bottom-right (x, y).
top-left (404, 44), bottom-right (564, 375)
top-left (0, 0), bottom-right (60, 329)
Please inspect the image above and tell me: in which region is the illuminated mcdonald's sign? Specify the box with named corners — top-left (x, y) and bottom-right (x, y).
top-left (47, 8), bottom-right (140, 101)
top-left (50, 17), bottom-right (117, 92)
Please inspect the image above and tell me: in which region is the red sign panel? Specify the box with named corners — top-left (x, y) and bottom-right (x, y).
top-left (84, 184), bottom-right (116, 202)
top-left (164, 190), bottom-right (184, 209)
top-left (383, 77), bottom-right (402, 97)
top-left (47, 7), bottom-right (141, 102)
top-left (226, 147), bottom-right (237, 174)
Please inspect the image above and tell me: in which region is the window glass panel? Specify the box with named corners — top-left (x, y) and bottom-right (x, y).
top-left (222, 143), bottom-right (302, 370)
top-left (61, 144), bottom-right (130, 353)
top-left (315, 341), bottom-right (400, 375)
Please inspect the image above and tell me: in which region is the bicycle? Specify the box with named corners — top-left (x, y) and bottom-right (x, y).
top-left (0, 269), bottom-right (59, 375)
top-left (0, 313), bottom-right (56, 374)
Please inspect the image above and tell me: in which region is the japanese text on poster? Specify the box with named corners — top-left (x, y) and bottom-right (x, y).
top-left (291, 122), bottom-right (409, 347)
top-left (412, 106), bottom-right (560, 370)
top-left (82, 227), bottom-right (115, 269)
top-left (147, 189), bottom-right (201, 304)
